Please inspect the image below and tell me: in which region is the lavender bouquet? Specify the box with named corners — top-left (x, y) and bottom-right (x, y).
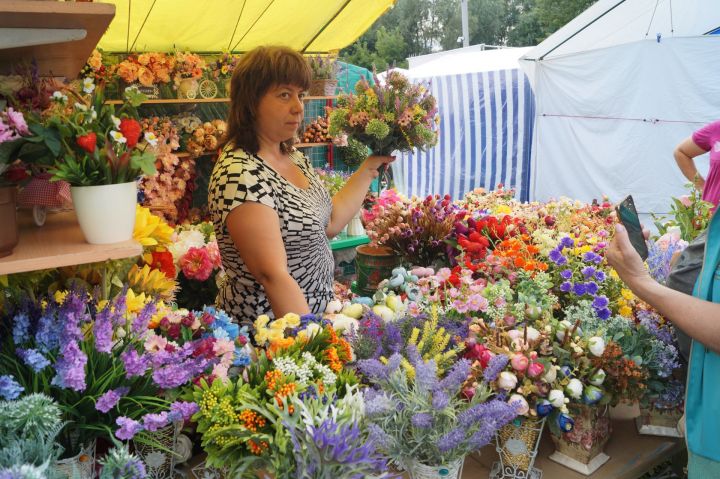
top-left (359, 353), bottom-right (518, 468)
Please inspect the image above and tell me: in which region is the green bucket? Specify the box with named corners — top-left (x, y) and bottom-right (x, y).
top-left (354, 244), bottom-right (401, 296)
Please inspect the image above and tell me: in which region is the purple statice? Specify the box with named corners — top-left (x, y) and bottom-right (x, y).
top-left (121, 349), bottom-right (150, 378)
top-left (439, 358), bottom-right (471, 392)
top-left (16, 348), bottom-right (50, 372)
top-left (559, 281), bottom-right (572, 293)
top-left (115, 416), bottom-right (143, 440)
top-left (653, 344), bottom-right (680, 378)
top-left (96, 387), bottom-right (130, 413)
top-left (94, 305), bottom-right (114, 353)
top-left (414, 359), bottom-right (439, 392)
top-left (560, 269), bottom-right (573, 280)
top-left (652, 379), bottom-right (685, 409)
top-left (11, 312), bottom-right (31, 345)
top-left (432, 390), bottom-right (450, 410)
top-left (131, 301), bottom-right (157, 337)
top-left (411, 412), bottom-right (433, 428)
top-left (51, 341), bottom-right (87, 392)
top-left (437, 427), bottom-right (466, 453)
top-left (142, 412), bottom-right (169, 432)
top-left (168, 401), bottom-right (199, 422)
top-left (482, 354), bottom-right (509, 383)
top-left (0, 375), bottom-right (23, 400)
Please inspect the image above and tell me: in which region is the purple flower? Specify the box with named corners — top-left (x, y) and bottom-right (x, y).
top-left (153, 357), bottom-right (209, 389)
top-left (583, 251), bottom-right (602, 264)
top-left (12, 312), bottom-right (31, 345)
top-left (595, 271), bottom-right (606, 282)
top-left (432, 390), bottom-right (450, 410)
top-left (592, 296), bottom-right (609, 310)
top-left (581, 266), bottom-right (596, 278)
top-left (0, 375), bottom-right (23, 400)
top-left (131, 301), bottom-right (157, 337)
top-left (596, 308), bottom-right (611, 320)
top-left (414, 359), bottom-right (438, 392)
top-left (168, 401), bottom-right (200, 422)
top-left (560, 269), bottom-right (573, 280)
top-left (483, 354), bottom-right (509, 383)
top-left (560, 236), bottom-right (575, 248)
top-left (585, 281), bottom-right (599, 295)
top-left (548, 249), bottom-right (564, 264)
top-left (142, 412), bottom-right (169, 432)
top-left (411, 413), bottom-right (433, 428)
top-left (94, 305), bottom-right (114, 353)
top-left (121, 349), bottom-right (149, 378)
top-left (96, 387), bottom-right (130, 413)
top-left (437, 427), bottom-right (465, 453)
top-left (16, 348), bottom-right (50, 372)
top-left (116, 416), bottom-right (143, 440)
top-left (572, 283), bottom-right (587, 296)
top-left (36, 312), bottom-right (60, 352)
top-left (559, 281), bottom-right (572, 293)
top-left (440, 359), bottom-right (471, 392)
top-left (51, 341), bottom-right (87, 392)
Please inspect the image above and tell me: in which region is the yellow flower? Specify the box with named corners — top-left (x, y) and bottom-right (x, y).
top-left (54, 290), bottom-right (69, 304)
top-left (269, 318), bottom-right (287, 331)
top-left (255, 327), bottom-right (269, 344)
top-left (125, 288), bottom-right (148, 314)
top-left (267, 329), bottom-right (285, 342)
top-left (494, 204), bottom-right (512, 215)
top-left (621, 288), bottom-right (635, 301)
top-left (134, 206), bottom-right (174, 249)
top-left (255, 315), bottom-right (270, 330)
top-left (619, 305), bottom-right (633, 317)
top-left (283, 313), bottom-right (300, 328)
top-left (127, 264), bottom-right (177, 301)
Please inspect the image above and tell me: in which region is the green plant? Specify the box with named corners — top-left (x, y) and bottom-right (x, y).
top-left (652, 182), bottom-right (712, 242)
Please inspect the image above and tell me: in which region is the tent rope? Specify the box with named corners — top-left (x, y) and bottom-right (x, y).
top-left (130, 0), bottom-right (158, 52)
top-left (231, 0), bottom-right (276, 52)
top-left (644, 0), bottom-right (661, 38)
top-left (227, 0), bottom-right (248, 52)
top-left (126, 0), bottom-right (131, 53)
top-left (540, 113), bottom-right (706, 125)
top-left (669, 0), bottom-right (674, 35)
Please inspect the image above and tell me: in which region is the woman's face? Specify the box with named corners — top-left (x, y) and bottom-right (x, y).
top-left (255, 84), bottom-right (306, 144)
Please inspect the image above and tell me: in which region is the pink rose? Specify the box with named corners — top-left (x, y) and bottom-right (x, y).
top-left (527, 362), bottom-right (545, 378)
top-left (511, 353), bottom-right (529, 372)
top-left (180, 246), bottom-right (214, 281)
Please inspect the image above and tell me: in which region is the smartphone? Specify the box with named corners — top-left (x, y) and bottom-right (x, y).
top-left (616, 195), bottom-right (649, 261)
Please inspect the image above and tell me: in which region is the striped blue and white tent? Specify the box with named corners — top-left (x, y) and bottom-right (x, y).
top-left (392, 47), bottom-right (535, 202)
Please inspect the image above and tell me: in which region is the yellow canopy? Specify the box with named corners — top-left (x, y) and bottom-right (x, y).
top-left (96, 0), bottom-right (395, 53)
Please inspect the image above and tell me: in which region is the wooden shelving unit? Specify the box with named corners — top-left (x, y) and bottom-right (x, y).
top-left (0, 210), bottom-right (142, 275)
top-left (104, 95), bottom-right (336, 105)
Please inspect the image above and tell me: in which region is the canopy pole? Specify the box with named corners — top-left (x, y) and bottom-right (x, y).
top-left (130, 0), bottom-right (158, 52)
top-left (300, 0), bottom-right (351, 53)
top-left (231, 0), bottom-right (276, 52)
top-left (227, 0), bottom-right (248, 52)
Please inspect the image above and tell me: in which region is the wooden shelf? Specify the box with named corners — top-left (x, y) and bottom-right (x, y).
top-left (0, 210), bottom-right (142, 275)
top-left (104, 95), bottom-right (336, 105)
top-left (0, 1), bottom-right (115, 78)
top-left (296, 142), bottom-right (332, 148)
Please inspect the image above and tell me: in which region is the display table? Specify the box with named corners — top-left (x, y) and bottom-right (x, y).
top-left (330, 233), bottom-right (369, 251)
top-left (0, 210), bottom-right (142, 275)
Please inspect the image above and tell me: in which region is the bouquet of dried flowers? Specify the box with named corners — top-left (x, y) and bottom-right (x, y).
top-left (306, 55), bottom-right (337, 81)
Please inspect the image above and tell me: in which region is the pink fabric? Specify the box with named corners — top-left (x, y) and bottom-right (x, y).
top-left (692, 120), bottom-right (720, 208)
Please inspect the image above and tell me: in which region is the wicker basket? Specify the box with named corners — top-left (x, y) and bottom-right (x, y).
top-left (133, 422), bottom-right (182, 479)
top-left (405, 457), bottom-right (464, 479)
top-left (492, 416), bottom-right (546, 479)
top-left (55, 440), bottom-right (96, 479)
top-left (309, 79), bottom-right (338, 96)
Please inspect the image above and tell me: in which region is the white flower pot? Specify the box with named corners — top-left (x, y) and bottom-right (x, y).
top-left (347, 213), bottom-right (365, 236)
top-left (71, 182), bottom-right (137, 244)
top-left (406, 457), bottom-right (464, 479)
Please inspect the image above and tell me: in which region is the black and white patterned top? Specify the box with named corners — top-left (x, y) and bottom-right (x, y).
top-left (208, 145), bottom-right (335, 325)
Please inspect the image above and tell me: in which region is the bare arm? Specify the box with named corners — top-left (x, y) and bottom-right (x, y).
top-left (674, 137), bottom-right (707, 190)
top-left (326, 155), bottom-right (394, 237)
top-left (607, 223), bottom-right (720, 353)
top-left (226, 202), bottom-right (310, 317)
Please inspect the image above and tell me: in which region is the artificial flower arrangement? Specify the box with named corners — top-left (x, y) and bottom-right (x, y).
top-left (0, 289), bottom-right (200, 456)
top-left (42, 81), bottom-right (156, 186)
top-left (168, 221), bottom-right (223, 310)
top-left (328, 70), bottom-right (438, 156)
top-left (315, 167), bottom-right (350, 197)
top-left (209, 53), bottom-right (240, 80)
top-left (183, 119), bottom-right (226, 158)
top-left (79, 49), bottom-right (114, 85)
top-left (652, 182), bottom-right (713, 242)
top-left (0, 106), bottom-right (38, 186)
top-left (364, 193), bottom-right (460, 267)
top-left (190, 315), bottom-right (370, 478)
top-left (306, 55), bottom-right (337, 81)
top-left (358, 352), bottom-right (518, 471)
top-left (172, 51), bottom-right (206, 83)
top-left (646, 227), bottom-right (689, 284)
top-left (114, 52), bottom-right (175, 87)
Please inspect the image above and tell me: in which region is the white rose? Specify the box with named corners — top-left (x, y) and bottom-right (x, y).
top-left (497, 372), bottom-right (518, 390)
top-left (543, 365), bottom-right (558, 383)
top-left (509, 394), bottom-right (529, 415)
top-left (590, 369), bottom-right (606, 386)
top-left (549, 389), bottom-right (566, 408)
top-left (565, 378), bottom-right (583, 399)
top-left (588, 336), bottom-right (606, 357)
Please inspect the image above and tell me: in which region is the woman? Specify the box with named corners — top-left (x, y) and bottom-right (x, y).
top-left (607, 220), bottom-right (720, 477)
top-left (674, 120), bottom-right (720, 209)
top-left (208, 46), bottom-right (392, 324)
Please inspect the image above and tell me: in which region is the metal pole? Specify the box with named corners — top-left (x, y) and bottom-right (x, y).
top-left (461, 0), bottom-right (470, 47)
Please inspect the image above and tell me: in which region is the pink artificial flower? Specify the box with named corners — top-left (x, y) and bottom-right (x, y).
top-left (527, 362), bottom-right (545, 378)
top-left (213, 338), bottom-right (235, 358)
top-left (678, 195), bottom-right (692, 207)
top-left (180, 246), bottom-right (214, 281)
top-left (144, 333), bottom-right (169, 353)
top-left (5, 108), bottom-right (29, 136)
top-left (206, 241), bottom-right (222, 269)
top-left (510, 353), bottom-right (529, 372)
top-left (467, 294), bottom-right (489, 312)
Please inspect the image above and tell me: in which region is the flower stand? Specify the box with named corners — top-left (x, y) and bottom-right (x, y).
top-left (55, 440), bottom-right (96, 479)
top-left (491, 416), bottom-right (545, 479)
top-left (636, 403), bottom-right (683, 438)
top-left (405, 457), bottom-right (464, 479)
top-left (133, 422), bottom-right (182, 479)
top-left (548, 404), bottom-right (611, 475)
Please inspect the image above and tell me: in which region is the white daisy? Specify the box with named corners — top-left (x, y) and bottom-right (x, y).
top-left (110, 130), bottom-right (127, 144)
top-left (144, 131), bottom-right (158, 147)
top-left (82, 77), bottom-right (95, 94)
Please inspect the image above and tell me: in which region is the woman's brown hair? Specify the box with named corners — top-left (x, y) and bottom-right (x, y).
top-left (223, 46), bottom-right (312, 154)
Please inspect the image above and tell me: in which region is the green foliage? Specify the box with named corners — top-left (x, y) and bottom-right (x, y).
top-left (652, 182), bottom-right (712, 242)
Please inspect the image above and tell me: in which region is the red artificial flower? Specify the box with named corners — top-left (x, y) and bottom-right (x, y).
top-left (119, 118), bottom-right (142, 148)
top-left (151, 250), bottom-right (176, 278)
top-left (76, 132), bottom-right (97, 153)
top-left (180, 246), bottom-right (214, 281)
top-left (2, 164), bottom-right (29, 183)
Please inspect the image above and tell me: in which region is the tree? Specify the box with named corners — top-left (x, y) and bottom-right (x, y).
top-left (534, 0), bottom-right (597, 39)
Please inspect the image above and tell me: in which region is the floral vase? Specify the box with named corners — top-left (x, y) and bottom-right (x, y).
top-left (491, 416), bottom-right (546, 479)
top-left (636, 402), bottom-right (683, 437)
top-left (0, 185), bottom-right (19, 258)
top-left (177, 78), bottom-right (199, 99)
top-left (71, 181), bottom-right (137, 244)
top-left (548, 404), bottom-right (611, 475)
top-left (405, 457), bottom-right (464, 479)
top-left (347, 212), bottom-right (365, 236)
top-left (55, 440), bottom-right (96, 479)
top-left (132, 422), bottom-right (182, 479)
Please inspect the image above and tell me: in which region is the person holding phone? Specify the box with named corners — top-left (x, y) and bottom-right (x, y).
top-left (607, 213), bottom-right (720, 477)
top-left (674, 120), bottom-right (720, 210)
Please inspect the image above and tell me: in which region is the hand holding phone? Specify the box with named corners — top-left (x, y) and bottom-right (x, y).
top-left (615, 195), bottom-right (649, 261)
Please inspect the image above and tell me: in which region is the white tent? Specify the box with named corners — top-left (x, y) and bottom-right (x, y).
top-left (393, 46), bottom-right (535, 201)
top-left (520, 0), bottom-right (720, 215)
